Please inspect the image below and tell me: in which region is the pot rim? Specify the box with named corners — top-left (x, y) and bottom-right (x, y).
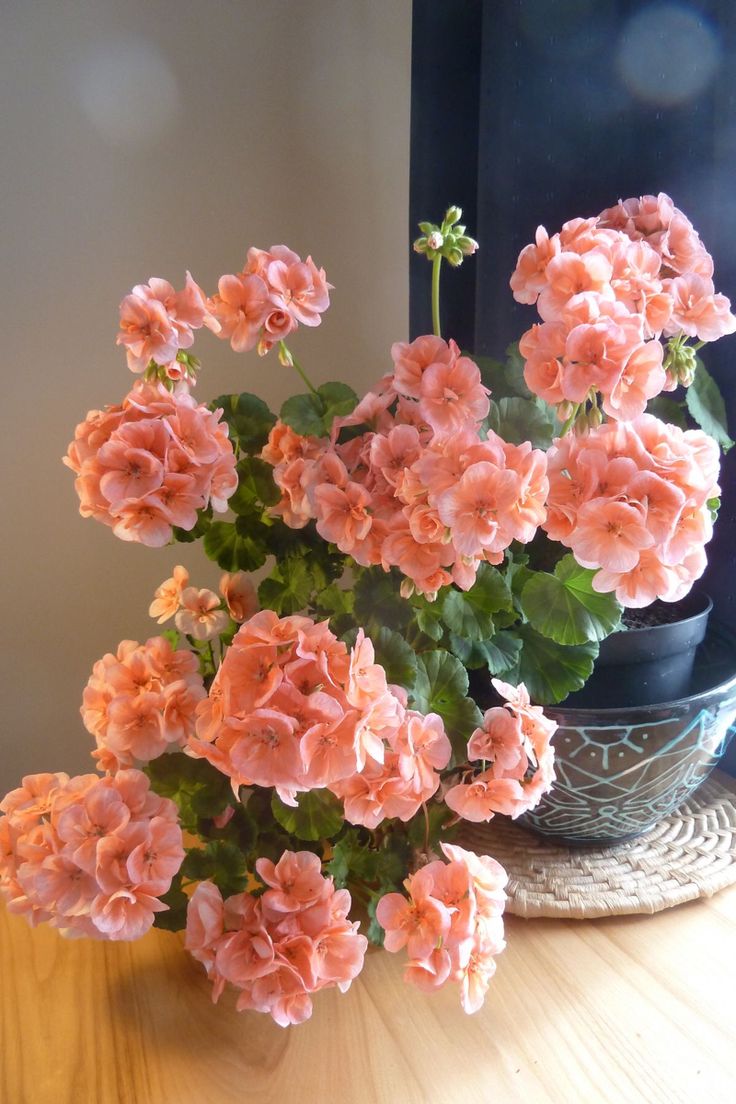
top-left (610, 591), bottom-right (712, 637)
top-left (547, 667), bottom-right (736, 721)
top-left (546, 614), bottom-right (736, 721)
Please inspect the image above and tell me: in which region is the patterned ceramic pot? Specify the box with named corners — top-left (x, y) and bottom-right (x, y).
top-left (523, 619), bottom-right (736, 844)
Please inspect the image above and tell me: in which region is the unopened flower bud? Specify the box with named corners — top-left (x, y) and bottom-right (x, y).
top-left (557, 401), bottom-right (574, 423)
top-left (574, 408), bottom-right (590, 434)
top-left (427, 230), bottom-right (444, 250)
top-left (444, 206), bottom-right (462, 227)
top-left (278, 344), bottom-right (294, 368)
top-left (588, 404), bottom-right (603, 428)
top-left (447, 247), bottom-right (464, 267)
top-left (458, 235), bottom-right (479, 255)
top-left (400, 578), bottom-right (415, 599)
top-left (680, 362), bottom-right (697, 387)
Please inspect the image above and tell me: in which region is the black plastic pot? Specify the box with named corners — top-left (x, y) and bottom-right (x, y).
top-left (563, 590), bottom-right (713, 710)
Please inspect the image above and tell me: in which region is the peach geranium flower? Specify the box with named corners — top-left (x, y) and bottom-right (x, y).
top-left (208, 273), bottom-right (271, 352)
top-left (418, 356), bottom-right (490, 435)
top-left (570, 499), bottom-right (654, 573)
top-left (0, 770), bottom-right (183, 941)
top-left (313, 482), bottom-right (372, 553)
top-left (149, 565), bottom-right (190, 623)
top-left (175, 587), bottom-right (229, 640)
top-left (219, 572), bottom-right (258, 623)
top-left (437, 462), bottom-right (520, 557)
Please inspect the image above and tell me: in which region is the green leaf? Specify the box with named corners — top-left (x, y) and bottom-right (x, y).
top-left (366, 892), bottom-right (386, 946)
top-left (204, 519), bottom-right (269, 572)
top-left (506, 624), bottom-right (598, 704)
top-left (212, 392), bottom-right (276, 454)
top-left (318, 382), bottom-right (359, 423)
top-left (407, 800), bottom-right (457, 851)
top-left (686, 359), bottom-right (734, 452)
top-left (480, 630), bottom-right (523, 675)
top-left (646, 395), bottom-right (688, 430)
top-left (504, 342), bottom-right (533, 399)
top-left (279, 383), bottom-right (359, 439)
top-left (327, 828), bottom-right (380, 888)
top-left (271, 789), bottom-right (345, 841)
top-left (471, 354), bottom-right (508, 396)
top-left (441, 563), bottom-right (513, 641)
top-left (343, 626), bottom-right (418, 691)
top-left (411, 651), bottom-right (483, 757)
top-left (489, 396), bottom-right (556, 449)
top-left (228, 456), bottom-right (281, 513)
top-left (448, 633), bottom-right (491, 669)
top-left (415, 606), bottom-right (444, 641)
top-left (449, 629), bottom-right (522, 675)
top-left (181, 840), bottom-right (247, 896)
top-left (314, 583), bottom-right (355, 618)
top-left (508, 562), bottom-right (535, 600)
top-left (353, 568), bottom-right (412, 636)
top-left (258, 555), bottom-right (327, 615)
top-left (469, 344), bottom-right (531, 401)
top-left (152, 878), bottom-right (190, 932)
top-left (144, 753), bottom-right (233, 832)
top-left (172, 505), bottom-right (213, 544)
top-left (520, 555), bottom-right (623, 646)
top-left (280, 392), bottom-right (327, 437)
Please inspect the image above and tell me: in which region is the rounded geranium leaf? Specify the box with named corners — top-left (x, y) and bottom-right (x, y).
top-left (505, 625), bottom-right (598, 704)
top-left (270, 790), bottom-right (344, 841)
top-left (204, 520), bottom-right (268, 572)
top-left (280, 392), bottom-right (327, 437)
top-left (685, 360), bottom-right (734, 453)
top-left (520, 556), bottom-right (623, 646)
top-left (212, 392), bottom-right (276, 454)
top-left (441, 563), bottom-right (513, 642)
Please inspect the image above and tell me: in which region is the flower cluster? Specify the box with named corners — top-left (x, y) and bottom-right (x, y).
top-left (208, 244), bottom-right (331, 356)
top-left (0, 770), bottom-right (184, 940)
top-left (512, 192), bottom-right (736, 419)
top-left (190, 612), bottom-right (451, 820)
top-left (185, 851), bottom-right (367, 1026)
top-left (81, 635), bottom-right (206, 771)
top-left (264, 335), bottom-right (548, 598)
top-left (64, 381), bottom-right (238, 546)
top-left (117, 272), bottom-right (214, 379)
top-left (149, 565), bottom-right (258, 640)
top-left (445, 680), bottom-right (556, 822)
top-left (376, 842), bottom-right (507, 1014)
top-left (545, 414), bottom-right (720, 606)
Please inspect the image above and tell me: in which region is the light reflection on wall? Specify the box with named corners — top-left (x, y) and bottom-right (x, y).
top-left (72, 34), bottom-right (179, 146)
top-left (616, 2), bottom-right (721, 107)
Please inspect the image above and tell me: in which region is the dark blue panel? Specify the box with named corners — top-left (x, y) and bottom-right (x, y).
top-left (410, 0), bottom-right (736, 628)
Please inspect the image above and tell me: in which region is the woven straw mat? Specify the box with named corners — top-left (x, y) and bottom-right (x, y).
top-left (457, 769), bottom-right (736, 919)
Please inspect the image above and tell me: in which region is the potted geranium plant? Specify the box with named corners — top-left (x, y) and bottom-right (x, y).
top-left (1, 195), bottom-right (734, 1027)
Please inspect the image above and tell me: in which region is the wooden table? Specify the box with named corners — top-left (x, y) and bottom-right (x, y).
top-left (2, 887), bottom-right (735, 1104)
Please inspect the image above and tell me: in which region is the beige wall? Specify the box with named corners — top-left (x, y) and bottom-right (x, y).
top-left (0, 0), bottom-right (412, 792)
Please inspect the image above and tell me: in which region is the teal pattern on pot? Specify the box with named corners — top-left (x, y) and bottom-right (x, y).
top-left (524, 698), bottom-right (736, 843)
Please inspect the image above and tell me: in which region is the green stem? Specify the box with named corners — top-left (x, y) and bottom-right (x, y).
top-left (279, 341), bottom-right (320, 397)
top-left (691, 340), bottom-right (705, 352)
top-left (431, 254), bottom-right (443, 337)
top-left (559, 403), bottom-right (580, 437)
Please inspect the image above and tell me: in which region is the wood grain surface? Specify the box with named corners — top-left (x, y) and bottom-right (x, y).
top-left (2, 888), bottom-right (735, 1104)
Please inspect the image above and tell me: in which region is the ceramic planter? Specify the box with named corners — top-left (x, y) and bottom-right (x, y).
top-left (472, 598), bottom-right (736, 845)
